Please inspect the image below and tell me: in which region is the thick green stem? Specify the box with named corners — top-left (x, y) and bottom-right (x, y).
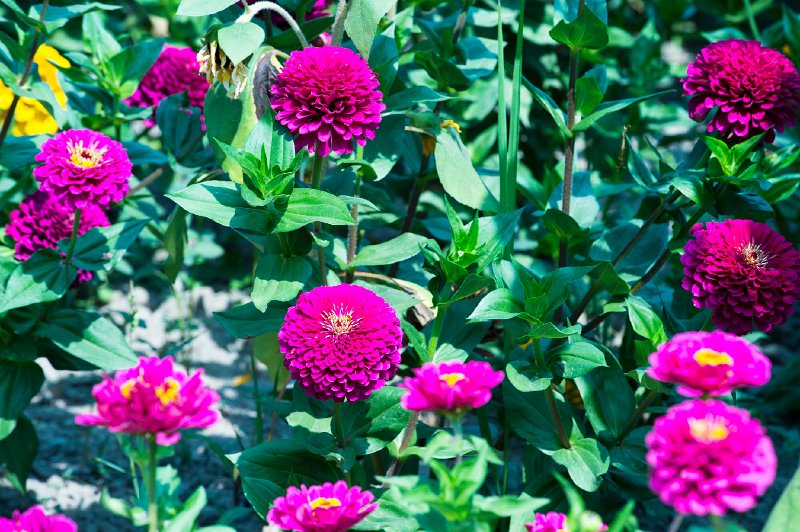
top-left (330, 0), bottom-right (349, 47)
top-left (237, 2), bottom-right (309, 48)
top-left (146, 436), bottom-right (159, 532)
top-left (743, 0), bottom-right (761, 41)
top-left (64, 208), bottom-right (83, 263)
top-left (332, 402), bottom-right (346, 449)
top-left (427, 304), bottom-right (447, 358)
top-left (534, 340), bottom-right (570, 449)
top-left (311, 153), bottom-right (328, 285)
top-left (451, 415), bottom-right (464, 466)
top-left (345, 175), bottom-right (362, 283)
top-left (615, 388), bottom-right (659, 445)
top-left (383, 411), bottom-right (419, 480)
top-left (250, 348), bottom-right (264, 444)
top-left (558, 46), bottom-right (579, 269)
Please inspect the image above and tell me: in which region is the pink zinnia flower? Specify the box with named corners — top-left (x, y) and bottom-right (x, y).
top-left (681, 219), bottom-right (800, 335)
top-left (270, 46), bottom-right (385, 156)
top-left (278, 284), bottom-right (402, 402)
top-left (524, 511), bottom-right (607, 532)
top-left (5, 190), bottom-right (109, 282)
top-left (0, 505), bottom-right (76, 532)
top-left (267, 480), bottom-right (377, 532)
top-left (399, 361), bottom-right (504, 414)
top-left (682, 39), bottom-right (800, 142)
top-left (75, 356), bottom-right (220, 445)
top-left (125, 46), bottom-right (209, 126)
top-left (33, 129), bottom-right (133, 209)
top-left (646, 399), bottom-right (776, 516)
top-left (647, 331), bottom-right (771, 397)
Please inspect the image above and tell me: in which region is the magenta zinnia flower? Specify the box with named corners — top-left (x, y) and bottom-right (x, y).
top-left (270, 46), bottom-right (385, 156)
top-left (5, 190), bottom-right (109, 282)
top-left (278, 284), bottom-right (402, 402)
top-left (682, 39), bottom-right (800, 142)
top-left (267, 480), bottom-right (377, 532)
top-left (646, 399), bottom-right (776, 516)
top-left (125, 46), bottom-right (209, 126)
top-left (0, 505), bottom-right (76, 532)
top-left (399, 361), bottom-right (504, 414)
top-left (524, 511), bottom-right (607, 532)
top-left (34, 129), bottom-right (133, 209)
top-left (647, 331), bottom-right (771, 397)
top-left (75, 356), bottom-right (220, 446)
top-left (681, 219), bottom-right (800, 335)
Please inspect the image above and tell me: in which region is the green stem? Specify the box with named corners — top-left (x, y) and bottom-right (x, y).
top-left (250, 348), bottom-right (264, 444)
top-left (535, 340), bottom-right (570, 449)
top-left (710, 514), bottom-right (726, 532)
top-left (615, 388), bottom-right (659, 445)
top-left (64, 208), bottom-right (83, 263)
top-left (743, 0), bottom-right (761, 41)
top-left (332, 402), bottom-right (346, 449)
top-left (311, 153), bottom-right (328, 285)
top-left (345, 174), bottom-right (362, 283)
top-left (667, 513), bottom-right (685, 532)
top-left (451, 415), bottom-right (464, 466)
top-left (558, 45), bottom-right (579, 269)
top-left (428, 304), bottom-right (448, 357)
top-left (146, 436), bottom-right (159, 532)
top-left (383, 411), bottom-right (419, 480)
top-left (330, 0), bottom-right (349, 47)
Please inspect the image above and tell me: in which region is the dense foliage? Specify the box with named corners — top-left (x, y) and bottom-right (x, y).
top-left (2, 0), bottom-right (800, 531)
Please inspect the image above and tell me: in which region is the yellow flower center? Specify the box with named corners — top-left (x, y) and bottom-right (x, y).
top-left (155, 377), bottom-right (182, 406)
top-left (689, 416), bottom-right (730, 443)
top-left (322, 307), bottom-right (360, 336)
top-left (68, 142), bottom-right (106, 169)
top-left (310, 496), bottom-right (342, 511)
top-left (739, 242), bottom-right (769, 268)
top-left (693, 348), bottom-right (734, 367)
top-left (439, 372), bottom-right (466, 387)
top-left (120, 378), bottom-right (139, 399)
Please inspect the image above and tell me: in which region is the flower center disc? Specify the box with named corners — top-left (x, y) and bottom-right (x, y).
top-left (310, 496), bottom-right (342, 512)
top-left (156, 377), bottom-right (182, 406)
top-left (693, 348), bottom-right (734, 367)
top-left (689, 416), bottom-right (730, 443)
top-left (739, 241), bottom-right (769, 268)
top-left (68, 143), bottom-right (106, 169)
top-left (322, 308), bottom-right (359, 336)
top-left (439, 372), bottom-right (466, 387)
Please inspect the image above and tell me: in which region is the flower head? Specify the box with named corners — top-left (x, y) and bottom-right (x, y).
top-left (125, 46), bottom-right (209, 126)
top-left (647, 331), bottom-right (771, 397)
top-left (681, 219), bottom-right (800, 335)
top-left (267, 480), bottom-right (377, 532)
top-left (399, 361), bottom-right (504, 414)
top-left (0, 44), bottom-right (70, 136)
top-left (5, 190), bottom-right (109, 282)
top-left (0, 505), bottom-right (77, 532)
top-left (75, 356), bottom-right (220, 446)
top-left (524, 511), bottom-right (607, 532)
top-left (682, 39), bottom-right (800, 142)
top-left (33, 129), bottom-right (133, 209)
top-left (197, 40), bottom-right (248, 99)
top-left (270, 46), bottom-right (385, 156)
top-left (278, 284), bottom-right (402, 402)
top-left (646, 399), bottom-right (776, 515)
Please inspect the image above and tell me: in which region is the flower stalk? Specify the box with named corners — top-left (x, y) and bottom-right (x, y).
top-left (237, 1), bottom-right (309, 48)
top-left (145, 436), bottom-right (159, 532)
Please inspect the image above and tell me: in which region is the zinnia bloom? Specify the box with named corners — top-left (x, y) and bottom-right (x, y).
top-left (399, 361), bottom-right (504, 414)
top-left (33, 129), bottom-right (133, 209)
top-left (681, 219), bottom-right (800, 335)
top-left (0, 505), bottom-right (77, 532)
top-left (75, 356), bottom-right (220, 446)
top-left (524, 512), bottom-right (607, 532)
top-left (0, 44), bottom-right (70, 136)
top-left (270, 46), bottom-right (385, 156)
top-left (647, 331), bottom-right (771, 397)
top-left (125, 46), bottom-right (209, 126)
top-left (267, 481), bottom-right (377, 532)
top-left (646, 399), bottom-right (776, 515)
top-left (5, 190), bottom-right (109, 282)
top-left (278, 284), bottom-right (402, 402)
top-left (682, 39), bottom-right (800, 142)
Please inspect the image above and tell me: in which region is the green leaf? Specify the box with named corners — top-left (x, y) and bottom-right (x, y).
top-left (544, 341), bottom-right (607, 379)
top-left (218, 22), bottom-right (265, 66)
top-left (353, 496), bottom-right (419, 532)
top-left (575, 75), bottom-right (603, 116)
top-left (351, 234), bottom-right (429, 268)
top-left (467, 209), bottom-right (524, 273)
top-left (214, 303), bottom-right (289, 338)
top-left (518, 70), bottom-right (570, 137)
top-left (549, 6), bottom-right (608, 50)
top-left (57, 219), bottom-right (148, 271)
top-left (232, 440), bottom-right (340, 519)
top-left (550, 437), bottom-right (610, 492)
top-left (340, 386), bottom-right (412, 456)
top-left (35, 310), bottom-right (137, 370)
top-left (267, 17), bottom-right (335, 50)
top-left (505, 361), bottom-right (552, 392)
top-left (176, 0), bottom-right (238, 16)
top-left (0, 249), bottom-right (77, 313)
top-left (167, 182), bottom-right (272, 233)
top-left (253, 333), bottom-right (290, 388)
top-left (251, 254), bottom-right (311, 312)
top-left (385, 86), bottom-right (449, 110)
top-left (164, 208), bottom-right (188, 283)
top-left (448, 273), bottom-right (494, 304)
top-left (0, 416), bottom-right (37, 492)
top-left (82, 12), bottom-right (121, 65)
top-left (764, 461), bottom-right (800, 532)
top-left (274, 189), bottom-right (354, 232)
top-left (156, 94), bottom-right (204, 161)
top-left (164, 487), bottom-right (207, 532)
top-left (344, 0), bottom-right (398, 59)
top-left (205, 83), bottom-right (258, 184)
top-left (0, 360), bottom-right (43, 440)
top-left (573, 90), bottom-right (673, 132)
top-left (467, 288), bottom-right (523, 321)
top-left (626, 295), bottom-right (667, 345)
top-left (503, 381), bottom-right (577, 453)
top-left (244, 109), bottom-right (296, 173)
top-left (435, 127), bottom-right (500, 211)
top-left (574, 349), bottom-right (635, 440)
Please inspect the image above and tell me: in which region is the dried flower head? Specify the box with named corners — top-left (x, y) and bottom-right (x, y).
top-left (197, 40), bottom-right (248, 99)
